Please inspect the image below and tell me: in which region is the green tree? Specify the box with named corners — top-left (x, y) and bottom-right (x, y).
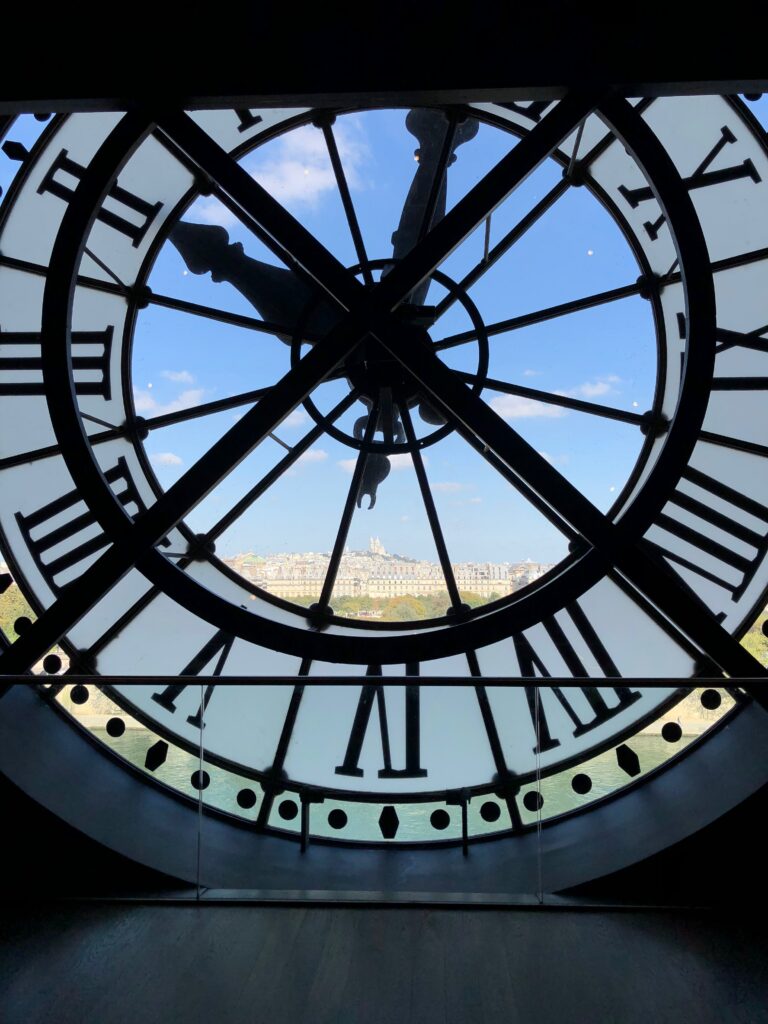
top-left (0, 581), bottom-right (35, 642)
top-left (382, 595), bottom-right (427, 620)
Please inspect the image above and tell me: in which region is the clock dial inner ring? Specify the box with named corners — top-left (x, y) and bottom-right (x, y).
top-left (29, 99), bottom-right (716, 663)
top-left (286, 259), bottom-right (490, 455)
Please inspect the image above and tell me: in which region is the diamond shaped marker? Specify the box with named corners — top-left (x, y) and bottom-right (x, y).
top-left (378, 805), bottom-right (400, 839)
top-left (144, 740), bottom-right (169, 772)
top-left (616, 743), bottom-right (641, 778)
top-left (2, 141), bottom-right (29, 162)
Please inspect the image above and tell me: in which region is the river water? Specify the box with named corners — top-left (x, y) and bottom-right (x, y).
top-left (92, 726), bottom-right (694, 845)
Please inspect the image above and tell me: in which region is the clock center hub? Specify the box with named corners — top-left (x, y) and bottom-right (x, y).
top-left (343, 324), bottom-right (432, 407)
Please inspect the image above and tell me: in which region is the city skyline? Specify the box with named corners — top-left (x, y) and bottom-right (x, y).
top-left (223, 535), bottom-right (554, 603)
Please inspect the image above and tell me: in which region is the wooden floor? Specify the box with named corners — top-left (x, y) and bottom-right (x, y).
top-left (1, 903), bottom-right (767, 1024)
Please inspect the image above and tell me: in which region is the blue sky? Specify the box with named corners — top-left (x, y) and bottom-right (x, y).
top-left (3, 98), bottom-right (767, 567)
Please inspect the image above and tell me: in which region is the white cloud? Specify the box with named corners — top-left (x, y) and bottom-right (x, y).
top-left (338, 452), bottom-right (422, 474)
top-left (150, 451), bottom-right (183, 467)
top-left (433, 481), bottom-right (465, 493)
top-left (469, 496), bottom-right (482, 504)
top-left (562, 375), bottom-right (621, 400)
top-left (490, 394), bottom-right (567, 420)
top-left (246, 121), bottom-right (370, 208)
top-left (187, 121), bottom-right (369, 227)
top-left (400, 515), bottom-right (411, 522)
top-left (189, 197), bottom-right (239, 228)
top-left (297, 448), bottom-right (328, 464)
top-left (281, 409), bottom-right (309, 428)
top-left (390, 453), bottom-right (422, 470)
top-left (160, 369), bottom-right (195, 384)
top-left (522, 369), bottom-right (541, 377)
top-left (133, 387), bottom-right (206, 417)
top-left (537, 451), bottom-right (570, 467)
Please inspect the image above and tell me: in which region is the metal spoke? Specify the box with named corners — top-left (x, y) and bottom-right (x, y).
top-left (458, 372), bottom-right (645, 426)
top-left (380, 339), bottom-right (767, 682)
top-left (255, 656), bottom-right (312, 830)
top-left (0, 424), bottom-right (125, 471)
top-left (83, 246), bottom-right (126, 289)
top-left (142, 384), bottom-right (275, 431)
top-left (65, 396), bottom-right (361, 663)
top-left (149, 289), bottom-right (321, 343)
top-left (1, 312), bottom-right (371, 673)
top-left (399, 400), bottom-right (462, 609)
top-left (436, 245), bottom-right (768, 353)
top-left (317, 115), bottom-right (373, 287)
top-left (156, 111), bottom-right (366, 315)
top-left (80, 412), bottom-right (118, 430)
top-left (316, 402), bottom-right (380, 612)
top-left (376, 91), bottom-right (604, 313)
top-left (465, 648), bottom-right (524, 831)
top-left (434, 179), bottom-right (570, 321)
top-left (434, 280), bottom-right (643, 352)
top-left (430, 102), bottom-right (656, 324)
top-left (204, 389), bottom-right (361, 543)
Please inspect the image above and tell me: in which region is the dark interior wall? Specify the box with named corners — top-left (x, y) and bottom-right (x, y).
top-left (1, 6), bottom-right (767, 112)
top-left (2, 767), bottom-right (766, 904)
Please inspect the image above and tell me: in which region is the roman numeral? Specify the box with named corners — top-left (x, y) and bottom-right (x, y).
top-left (151, 629), bottom-right (234, 728)
top-left (649, 465), bottom-right (768, 600)
top-left (0, 327), bottom-right (113, 397)
top-left (619, 126), bottom-right (761, 240)
top-left (38, 149), bottom-right (162, 247)
top-left (15, 457), bottom-right (148, 593)
top-left (234, 110), bottom-right (264, 133)
top-left (335, 664), bottom-right (427, 779)
top-left (711, 322), bottom-right (768, 392)
top-left (513, 602), bottom-right (641, 755)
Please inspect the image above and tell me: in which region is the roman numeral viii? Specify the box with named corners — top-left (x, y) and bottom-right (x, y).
top-left (513, 602), bottom-right (642, 755)
top-left (619, 125), bottom-right (761, 240)
top-left (0, 328), bottom-right (113, 397)
top-left (648, 465), bottom-right (768, 601)
top-left (16, 457), bottom-right (148, 593)
top-left (38, 149), bottom-right (162, 247)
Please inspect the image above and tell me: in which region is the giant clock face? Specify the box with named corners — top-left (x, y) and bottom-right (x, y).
top-left (0, 94), bottom-right (766, 851)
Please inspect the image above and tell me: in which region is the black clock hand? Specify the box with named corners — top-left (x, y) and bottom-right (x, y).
top-left (386, 110), bottom-right (479, 427)
top-left (389, 109), bottom-right (479, 305)
top-left (169, 221), bottom-right (340, 344)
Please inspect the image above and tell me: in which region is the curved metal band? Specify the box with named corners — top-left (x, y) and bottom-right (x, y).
top-left (35, 99), bottom-right (714, 663)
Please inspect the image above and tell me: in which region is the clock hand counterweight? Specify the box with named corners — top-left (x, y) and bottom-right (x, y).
top-left (169, 221), bottom-right (339, 344)
top-left (388, 109), bottom-right (479, 306)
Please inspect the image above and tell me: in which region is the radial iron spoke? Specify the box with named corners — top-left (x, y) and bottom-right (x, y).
top-left (69, 397), bottom-right (363, 664)
top-left (434, 280), bottom-right (643, 351)
top-left (317, 115), bottom-right (373, 288)
top-left (149, 289), bottom-right (320, 343)
top-left (458, 372), bottom-right (645, 425)
top-left (382, 342), bottom-right (767, 683)
top-left (434, 179), bottom-right (570, 321)
top-left (431, 102), bottom-right (657, 324)
top-left (255, 669), bottom-right (309, 831)
top-left (376, 91), bottom-right (604, 313)
top-left (156, 111), bottom-right (367, 315)
top-left (0, 316), bottom-right (373, 674)
top-left (204, 389), bottom-right (361, 543)
top-left (399, 400), bottom-right (462, 609)
top-left (316, 403), bottom-right (380, 612)
top-left (142, 384), bottom-right (275, 431)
